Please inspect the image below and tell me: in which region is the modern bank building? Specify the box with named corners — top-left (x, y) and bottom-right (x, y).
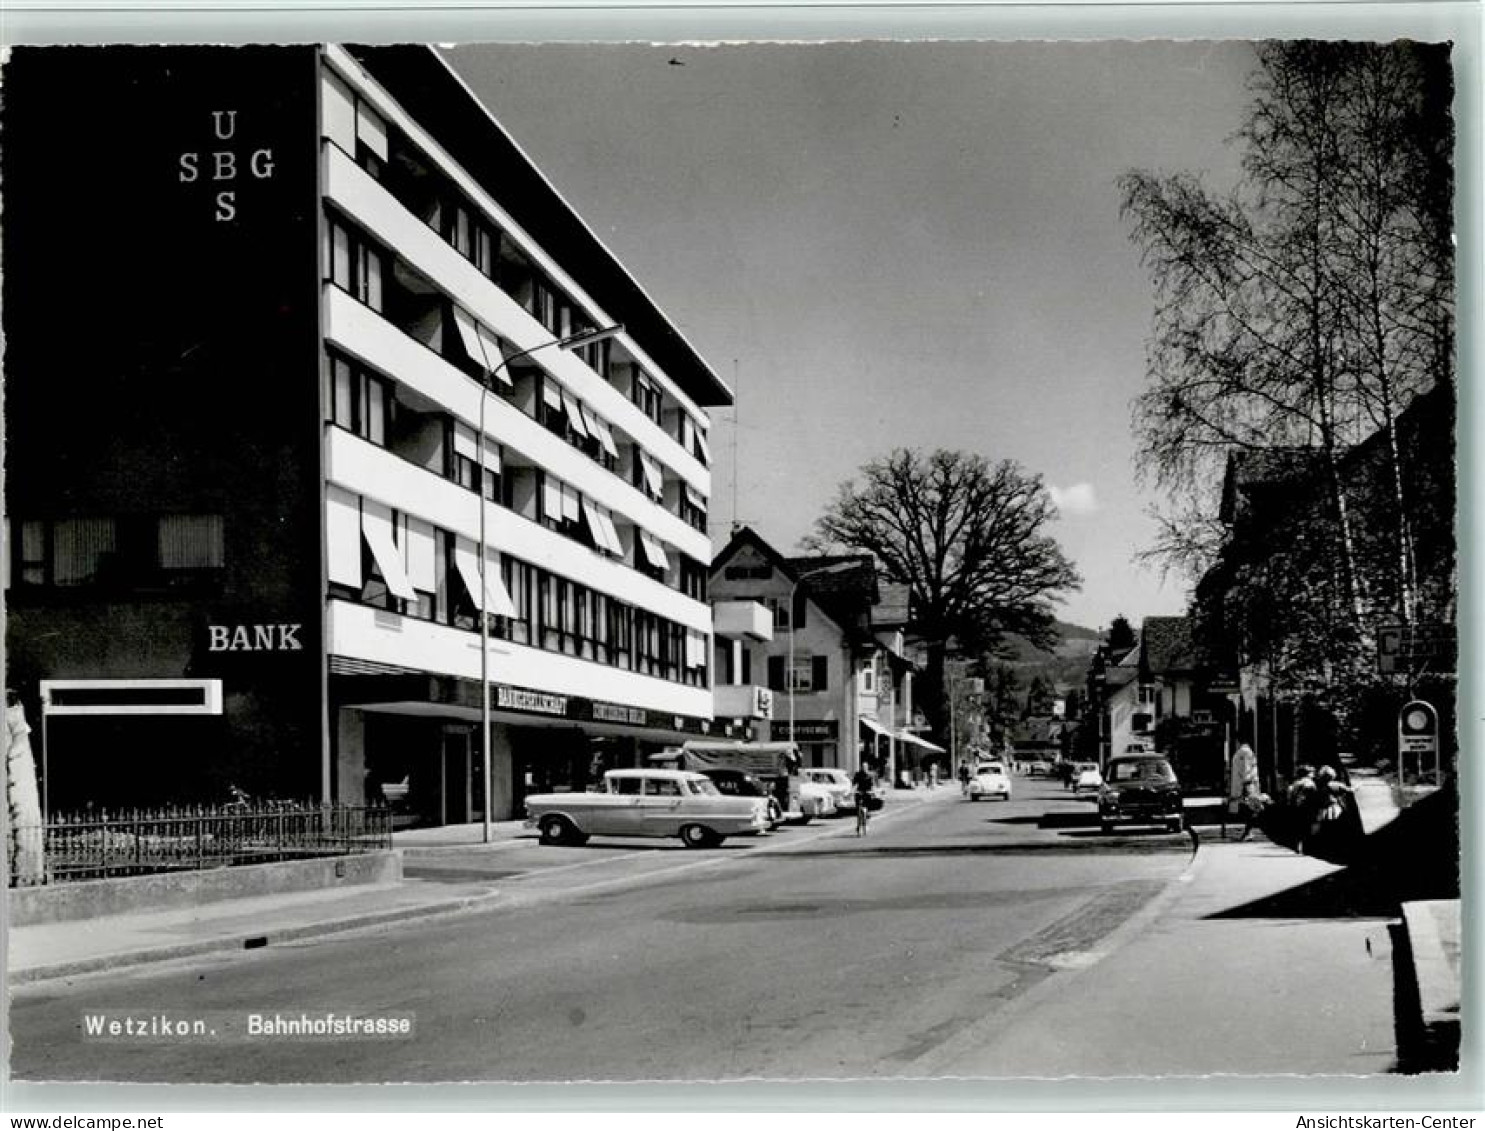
top-left (3, 44), bottom-right (740, 826)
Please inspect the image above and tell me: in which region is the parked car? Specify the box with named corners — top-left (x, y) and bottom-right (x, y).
top-left (524, 768), bottom-right (770, 848)
top-left (967, 764), bottom-right (1012, 801)
top-left (795, 779), bottom-right (839, 821)
top-left (1099, 755), bottom-right (1184, 833)
top-left (801, 768), bottom-right (858, 812)
top-left (1072, 763), bottom-right (1103, 796)
top-left (697, 768), bottom-right (784, 828)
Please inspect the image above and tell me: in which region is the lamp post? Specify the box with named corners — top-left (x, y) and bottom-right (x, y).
top-left (476, 323), bottom-right (623, 843)
top-left (785, 561), bottom-right (856, 749)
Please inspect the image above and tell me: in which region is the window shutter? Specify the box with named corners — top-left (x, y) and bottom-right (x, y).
top-left (767, 656), bottom-right (785, 691)
top-left (812, 655), bottom-right (829, 691)
top-left (792, 587), bottom-right (808, 628)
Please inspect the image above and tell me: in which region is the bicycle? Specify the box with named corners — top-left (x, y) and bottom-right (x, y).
top-left (855, 794), bottom-right (871, 836)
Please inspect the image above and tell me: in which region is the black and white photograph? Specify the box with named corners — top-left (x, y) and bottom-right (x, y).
top-left (0, 23), bottom-right (1468, 1103)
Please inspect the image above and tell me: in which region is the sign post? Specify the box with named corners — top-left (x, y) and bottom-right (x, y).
top-left (1397, 699), bottom-right (1440, 785)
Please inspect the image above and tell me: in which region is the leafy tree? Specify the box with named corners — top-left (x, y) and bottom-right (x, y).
top-left (806, 449), bottom-right (1079, 743)
top-left (1106, 615), bottom-right (1137, 654)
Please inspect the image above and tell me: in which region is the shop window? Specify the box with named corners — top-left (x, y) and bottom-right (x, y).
top-left (53, 518), bottom-right (118, 587)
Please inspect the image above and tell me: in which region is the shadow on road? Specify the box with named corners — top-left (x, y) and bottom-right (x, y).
top-left (759, 839), bottom-right (1192, 859)
top-left (1206, 782), bottom-right (1459, 921)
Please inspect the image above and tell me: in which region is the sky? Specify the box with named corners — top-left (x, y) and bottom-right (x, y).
top-left (445, 39), bottom-right (1258, 633)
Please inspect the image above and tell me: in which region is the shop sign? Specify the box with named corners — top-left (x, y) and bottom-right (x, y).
top-left (177, 109), bottom-right (277, 222)
top-left (786, 720), bottom-right (838, 742)
top-left (208, 623), bottom-right (303, 652)
top-left (496, 686), bottom-right (567, 716)
top-left (592, 703), bottom-right (646, 726)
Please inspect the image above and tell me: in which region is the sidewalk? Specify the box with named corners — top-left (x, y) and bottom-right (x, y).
top-left (937, 829), bottom-right (1403, 1077)
top-left (7, 780), bottom-right (953, 985)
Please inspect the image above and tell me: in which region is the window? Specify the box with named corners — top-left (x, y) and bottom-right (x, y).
top-left (680, 486), bottom-right (707, 533)
top-left (327, 352), bottom-right (390, 446)
top-left (765, 596), bottom-right (791, 631)
top-left (18, 521), bottom-right (46, 586)
top-left (789, 655), bottom-right (829, 693)
top-left (859, 659), bottom-right (877, 694)
top-left (157, 515), bottom-right (225, 573)
top-left (631, 373), bottom-right (662, 424)
top-left (53, 518), bottom-right (118, 587)
top-left (645, 778), bottom-right (682, 797)
top-left (679, 556), bottom-right (707, 602)
top-left (326, 216), bottom-right (386, 313)
top-left (724, 564), bottom-right (772, 581)
top-left (611, 776), bottom-right (643, 796)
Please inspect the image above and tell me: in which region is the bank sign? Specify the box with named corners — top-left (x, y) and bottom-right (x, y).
top-left (177, 108), bottom-right (277, 222)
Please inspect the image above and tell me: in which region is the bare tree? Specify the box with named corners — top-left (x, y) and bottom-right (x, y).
top-left (805, 449), bottom-right (1079, 743)
top-left (1120, 40), bottom-right (1454, 710)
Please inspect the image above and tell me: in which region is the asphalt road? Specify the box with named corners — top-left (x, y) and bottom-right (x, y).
top-left (10, 776), bottom-right (1193, 1084)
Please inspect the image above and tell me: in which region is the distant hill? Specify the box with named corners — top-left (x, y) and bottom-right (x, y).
top-left (997, 620), bottom-right (1102, 694)
top-left (999, 620), bottom-right (1101, 664)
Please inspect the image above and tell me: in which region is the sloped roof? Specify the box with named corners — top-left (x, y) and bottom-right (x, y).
top-left (1140, 615), bottom-right (1200, 674)
top-left (872, 582), bottom-right (912, 629)
top-left (786, 553), bottom-right (879, 626)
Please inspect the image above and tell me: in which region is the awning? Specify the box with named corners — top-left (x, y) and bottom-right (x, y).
top-left (476, 326), bottom-right (513, 386)
top-left (582, 498), bottom-right (622, 555)
top-left (542, 476), bottom-right (564, 522)
top-left (360, 504), bottom-right (416, 601)
top-left (561, 390), bottom-right (590, 439)
top-left (897, 730), bottom-right (947, 754)
top-left (453, 539), bottom-right (517, 617)
top-left (560, 485), bottom-right (581, 523)
top-left (639, 452), bottom-right (665, 499)
top-left (596, 508), bottom-right (624, 554)
top-left (638, 529), bottom-right (671, 571)
top-left (589, 414), bottom-right (620, 460)
top-left (451, 306), bottom-right (489, 368)
top-left (684, 484), bottom-right (707, 512)
top-left (355, 103), bottom-right (389, 162)
top-left (859, 716), bottom-right (891, 738)
top-left (695, 428), bottom-right (711, 464)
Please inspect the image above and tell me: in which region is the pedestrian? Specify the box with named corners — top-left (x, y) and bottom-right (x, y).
top-left (1309, 764), bottom-right (1354, 855)
top-left (958, 760), bottom-right (972, 796)
top-left (1228, 743), bottom-right (1264, 842)
top-left (1286, 764), bottom-right (1318, 854)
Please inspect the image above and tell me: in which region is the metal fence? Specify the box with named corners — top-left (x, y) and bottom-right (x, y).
top-left (8, 802), bottom-right (392, 886)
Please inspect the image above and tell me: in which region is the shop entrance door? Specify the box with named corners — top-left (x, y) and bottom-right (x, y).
top-left (442, 728), bottom-right (473, 825)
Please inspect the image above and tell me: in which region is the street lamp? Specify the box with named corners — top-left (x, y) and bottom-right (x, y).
top-left (785, 561), bottom-right (856, 749)
top-left (477, 322), bottom-right (623, 843)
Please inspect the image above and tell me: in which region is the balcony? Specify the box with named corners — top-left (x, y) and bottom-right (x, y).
top-left (714, 684), bottom-right (774, 721)
top-left (712, 600), bottom-right (774, 642)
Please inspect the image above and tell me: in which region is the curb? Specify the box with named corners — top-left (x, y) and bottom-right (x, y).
top-left (1395, 899), bottom-right (1461, 1072)
top-left (9, 887), bottom-right (506, 986)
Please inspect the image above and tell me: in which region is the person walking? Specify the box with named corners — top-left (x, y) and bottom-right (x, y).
top-left (958, 760), bottom-right (972, 796)
top-left (1229, 743), bottom-right (1266, 842)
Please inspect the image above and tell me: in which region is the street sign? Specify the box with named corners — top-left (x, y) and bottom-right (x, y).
top-left (1397, 698), bottom-right (1440, 784)
top-left (1378, 623), bottom-right (1456, 674)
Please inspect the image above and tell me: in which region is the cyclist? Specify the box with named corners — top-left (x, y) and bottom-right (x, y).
top-left (851, 767), bottom-right (876, 836)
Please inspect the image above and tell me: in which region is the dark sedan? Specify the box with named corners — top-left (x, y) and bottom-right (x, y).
top-left (1098, 755), bottom-right (1184, 833)
top-left (697, 768), bottom-right (784, 828)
